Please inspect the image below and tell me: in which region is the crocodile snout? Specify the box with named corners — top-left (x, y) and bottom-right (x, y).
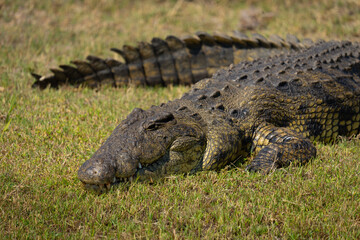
top-left (78, 157), bottom-right (116, 185)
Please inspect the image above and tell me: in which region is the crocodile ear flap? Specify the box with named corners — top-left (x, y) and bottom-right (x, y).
top-left (170, 136), bottom-right (201, 152)
top-left (201, 120), bottom-right (243, 171)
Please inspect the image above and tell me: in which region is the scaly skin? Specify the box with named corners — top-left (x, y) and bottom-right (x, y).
top-left (31, 32), bottom-right (314, 89)
top-left (78, 41), bottom-right (360, 193)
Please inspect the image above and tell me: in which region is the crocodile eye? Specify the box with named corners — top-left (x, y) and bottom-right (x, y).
top-left (153, 112), bottom-right (174, 123)
top-left (144, 122), bottom-right (157, 130)
top-left (143, 112), bottom-right (176, 130)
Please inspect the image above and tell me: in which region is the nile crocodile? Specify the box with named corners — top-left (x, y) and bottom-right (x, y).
top-left (77, 40), bottom-right (360, 193)
top-left (31, 32), bottom-right (313, 89)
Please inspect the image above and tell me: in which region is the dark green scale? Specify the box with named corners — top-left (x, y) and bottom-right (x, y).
top-left (78, 41), bottom-right (360, 191)
top-left (211, 41), bottom-right (360, 172)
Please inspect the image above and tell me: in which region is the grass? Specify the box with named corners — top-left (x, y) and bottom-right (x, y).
top-left (1, 0), bottom-right (360, 238)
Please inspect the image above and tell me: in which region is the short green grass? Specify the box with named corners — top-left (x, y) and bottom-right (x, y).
top-left (1, 0), bottom-right (360, 239)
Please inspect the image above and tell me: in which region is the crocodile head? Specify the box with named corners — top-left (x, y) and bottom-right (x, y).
top-left (78, 107), bottom-right (207, 193)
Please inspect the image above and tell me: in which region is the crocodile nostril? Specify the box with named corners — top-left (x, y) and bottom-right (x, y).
top-left (86, 167), bottom-right (98, 176)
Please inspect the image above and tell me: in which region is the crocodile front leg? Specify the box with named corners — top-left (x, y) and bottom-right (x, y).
top-left (246, 123), bottom-right (316, 172)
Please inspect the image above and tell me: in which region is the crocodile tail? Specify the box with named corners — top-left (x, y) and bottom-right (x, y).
top-left (195, 32), bottom-right (234, 76)
top-left (137, 41), bottom-right (164, 85)
top-left (111, 45), bottom-right (145, 86)
top-left (31, 32), bottom-right (315, 89)
top-left (175, 32), bottom-right (314, 81)
top-left (230, 32), bottom-right (314, 64)
top-left (31, 68), bottom-right (67, 89)
top-left (166, 35), bottom-right (194, 85)
top-left (31, 55), bottom-right (130, 89)
top-left (31, 73), bottom-right (52, 89)
top-left (152, 37), bottom-right (180, 86)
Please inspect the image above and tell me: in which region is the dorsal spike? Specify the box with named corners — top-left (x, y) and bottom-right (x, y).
top-left (213, 32), bottom-right (233, 46)
top-left (196, 31), bottom-right (216, 45)
top-left (251, 33), bottom-right (271, 48)
top-left (110, 47), bottom-right (127, 62)
top-left (165, 35), bottom-right (185, 51)
top-left (71, 60), bottom-right (94, 75)
top-left (31, 72), bottom-right (41, 80)
top-left (181, 34), bottom-right (201, 48)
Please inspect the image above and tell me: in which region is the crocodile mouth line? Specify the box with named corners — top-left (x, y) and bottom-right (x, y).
top-left (83, 164), bottom-right (141, 193)
top-left (83, 155), bottom-right (170, 193)
top-left (83, 173), bottom-right (138, 193)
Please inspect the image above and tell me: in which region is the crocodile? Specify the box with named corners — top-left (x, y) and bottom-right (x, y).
top-left (31, 32), bottom-right (314, 89)
top-left (77, 40), bottom-right (360, 193)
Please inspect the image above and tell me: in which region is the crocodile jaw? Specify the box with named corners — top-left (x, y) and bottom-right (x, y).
top-left (78, 136), bottom-right (206, 193)
top-left (77, 150), bottom-right (140, 193)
